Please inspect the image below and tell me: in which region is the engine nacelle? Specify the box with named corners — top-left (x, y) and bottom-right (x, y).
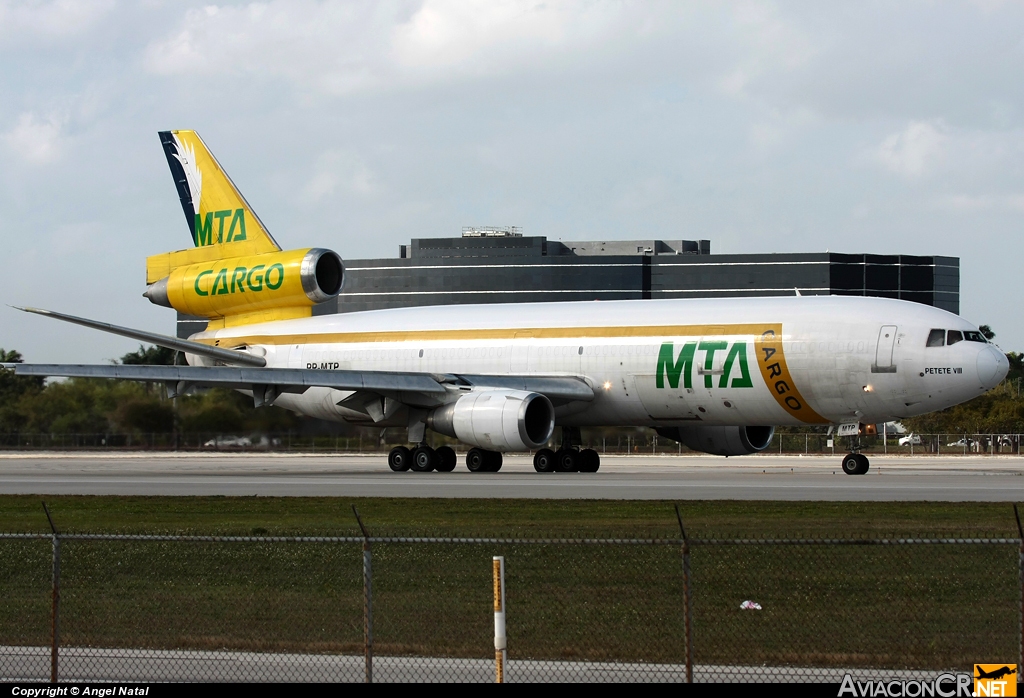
top-left (144, 247), bottom-right (344, 322)
top-left (655, 425), bottom-right (775, 456)
top-left (428, 389), bottom-right (555, 452)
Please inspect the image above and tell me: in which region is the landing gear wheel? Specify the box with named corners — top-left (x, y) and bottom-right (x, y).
top-left (435, 446), bottom-right (457, 472)
top-left (855, 453), bottom-right (869, 475)
top-left (388, 446), bottom-right (412, 472)
top-left (467, 448), bottom-right (502, 472)
top-left (578, 449), bottom-right (600, 473)
top-left (534, 448), bottom-right (557, 473)
top-left (555, 448), bottom-right (579, 472)
top-left (485, 451), bottom-right (503, 472)
top-left (411, 446), bottom-right (437, 472)
top-left (841, 453), bottom-right (869, 475)
top-left (466, 448), bottom-right (488, 472)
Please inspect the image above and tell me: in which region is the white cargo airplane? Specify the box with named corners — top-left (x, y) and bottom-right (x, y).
top-left (7, 131), bottom-right (1009, 476)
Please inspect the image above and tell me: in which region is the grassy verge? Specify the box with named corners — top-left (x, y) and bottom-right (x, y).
top-left (0, 497), bottom-right (1019, 669)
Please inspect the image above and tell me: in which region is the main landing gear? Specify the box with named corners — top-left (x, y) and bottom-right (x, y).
top-left (388, 445), bottom-right (458, 473)
top-left (841, 452), bottom-right (870, 475)
top-left (532, 448), bottom-right (600, 473)
top-left (386, 436), bottom-right (601, 474)
top-left (466, 448), bottom-right (503, 472)
top-left (388, 445), bottom-right (500, 473)
top-left (533, 426), bottom-right (600, 473)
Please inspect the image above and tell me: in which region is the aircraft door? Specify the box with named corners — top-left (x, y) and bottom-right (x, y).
top-left (289, 337), bottom-right (308, 368)
top-left (873, 326), bottom-right (898, 373)
top-left (510, 332), bottom-right (532, 373)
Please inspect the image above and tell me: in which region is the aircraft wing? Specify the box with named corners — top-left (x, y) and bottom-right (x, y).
top-left (7, 306), bottom-right (595, 410)
top-left (6, 364), bottom-right (594, 405)
top-left (457, 374), bottom-right (594, 401)
top-left (8, 364), bottom-right (446, 394)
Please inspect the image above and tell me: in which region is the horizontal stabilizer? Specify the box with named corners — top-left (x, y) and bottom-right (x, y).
top-left (12, 306), bottom-right (266, 368)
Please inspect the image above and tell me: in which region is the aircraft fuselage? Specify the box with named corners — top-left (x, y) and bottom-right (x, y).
top-left (189, 295), bottom-right (1006, 430)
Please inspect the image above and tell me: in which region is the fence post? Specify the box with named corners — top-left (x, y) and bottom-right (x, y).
top-left (1015, 504), bottom-right (1024, 679)
top-left (493, 556), bottom-right (506, 683)
top-left (352, 506), bottom-right (373, 684)
top-left (42, 502), bottom-right (60, 683)
top-left (675, 504), bottom-right (693, 683)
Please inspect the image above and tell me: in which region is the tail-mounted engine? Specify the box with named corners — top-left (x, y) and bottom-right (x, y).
top-left (656, 425), bottom-right (775, 456)
top-left (427, 389), bottom-right (555, 452)
top-left (144, 247), bottom-right (344, 326)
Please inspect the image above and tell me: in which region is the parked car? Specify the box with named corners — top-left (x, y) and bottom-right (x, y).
top-left (203, 435), bottom-right (252, 448)
top-left (946, 438), bottom-right (974, 448)
top-left (898, 434), bottom-right (922, 446)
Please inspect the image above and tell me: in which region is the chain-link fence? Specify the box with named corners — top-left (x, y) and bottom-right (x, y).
top-left (2, 511), bottom-right (1023, 682)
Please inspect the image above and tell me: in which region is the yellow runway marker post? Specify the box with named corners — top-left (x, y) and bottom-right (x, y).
top-left (493, 556), bottom-right (506, 683)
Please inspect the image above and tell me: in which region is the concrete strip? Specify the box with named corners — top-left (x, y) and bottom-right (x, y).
top-left (0, 453), bottom-right (1021, 500)
top-left (0, 645), bottom-right (954, 683)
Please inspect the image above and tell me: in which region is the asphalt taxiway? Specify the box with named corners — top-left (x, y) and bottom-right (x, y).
top-left (0, 452), bottom-right (1022, 500)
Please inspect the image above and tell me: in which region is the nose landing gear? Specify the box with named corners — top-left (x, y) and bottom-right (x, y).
top-left (841, 452), bottom-right (870, 475)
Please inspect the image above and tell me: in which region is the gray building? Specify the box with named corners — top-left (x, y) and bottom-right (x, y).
top-left (177, 230), bottom-right (959, 337)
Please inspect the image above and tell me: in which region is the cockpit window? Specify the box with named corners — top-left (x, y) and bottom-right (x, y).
top-left (964, 331), bottom-right (986, 343)
top-left (926, 329), bottom-right (945, 347)
top-left (947, 330), bottom-right (963, 345)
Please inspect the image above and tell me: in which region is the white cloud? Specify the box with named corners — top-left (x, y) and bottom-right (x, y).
top-left (2, 112), bottom-right (66, 164)
top-left (873, 120), bottom-right (948, 178)
top-left (715, 2), bottom-right (820, 100)
top-left (933, 193), bottom-right (1024, 212)
top-left (144, 1), bottom-right (395, 95)
top-left (143, 0), bottom-right (630, 95)
top-left (49, 221), bottom-right (102, 256)
top-left (611, 175), bottom-right (670, 214)
top-left (390, 0), bottom-right (624, 75)
top-left (0, 0), bottom-right (115, 44)
top-left (299, 150), bottom-right (377, 204)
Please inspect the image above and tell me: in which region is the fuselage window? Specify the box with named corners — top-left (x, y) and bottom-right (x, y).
top-left (964, 331), bottom-right (986, 343)
top-left (926, 329), bottom-right (944, 347)
top-left (947, 330), bottom-right (964, 346)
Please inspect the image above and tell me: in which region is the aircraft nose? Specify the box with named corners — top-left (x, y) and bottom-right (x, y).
top-left (977, 345), bottom-right (1009, 390)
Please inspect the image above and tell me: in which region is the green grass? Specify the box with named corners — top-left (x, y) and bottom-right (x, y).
top-left (0, 497), bottom-right (1020, 669)
top-left (3, 497), bottom-right (1023, 538)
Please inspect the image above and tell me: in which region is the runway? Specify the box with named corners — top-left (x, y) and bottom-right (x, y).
top-left (1, 452), bottom-right (1023, 500)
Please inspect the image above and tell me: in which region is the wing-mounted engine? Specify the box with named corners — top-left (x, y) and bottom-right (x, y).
top-left (144, 247), bottom-right (344, 327)
top-left (427, 389), bottom-right (555, 452)
top-left (656, 425), bottom-right (775, 456)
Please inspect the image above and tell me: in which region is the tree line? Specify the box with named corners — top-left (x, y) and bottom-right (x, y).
top-left (0, 346), bottom-right (305, 438)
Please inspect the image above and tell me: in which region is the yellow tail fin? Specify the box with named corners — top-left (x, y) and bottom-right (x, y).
top-left (147, 130), bottom-right (280, 283)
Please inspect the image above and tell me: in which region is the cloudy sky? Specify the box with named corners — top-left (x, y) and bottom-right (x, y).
top-left (2, 0), bottom-right (1023, 362)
